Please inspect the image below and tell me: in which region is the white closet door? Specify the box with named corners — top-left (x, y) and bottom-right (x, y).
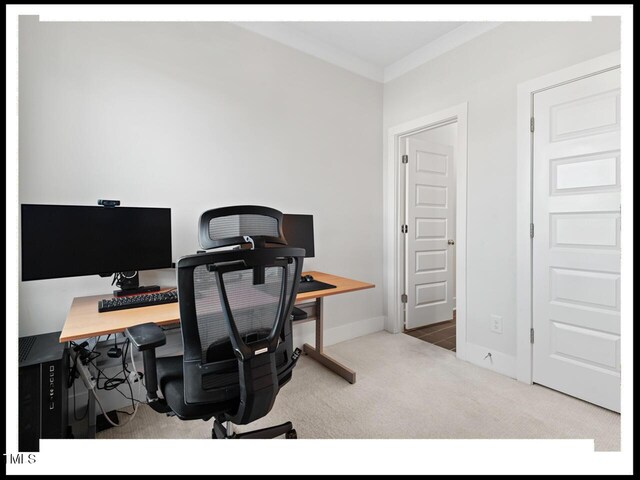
top-left (532, 68), bottom-right (621, 412)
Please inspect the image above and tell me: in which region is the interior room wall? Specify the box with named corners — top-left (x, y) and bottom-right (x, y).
top-left (18, 17), bottom-right (384, 344)
top-left (383, 17), bottom-right (621, 374)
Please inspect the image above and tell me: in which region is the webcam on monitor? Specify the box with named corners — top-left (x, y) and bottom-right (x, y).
top-left (97, 199), bottom-right (120, 207)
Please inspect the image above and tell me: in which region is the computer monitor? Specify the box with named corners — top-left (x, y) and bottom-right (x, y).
top-left (21, 204), bottom-right (172, 282)
top-left (282, 214), bottom-right (314, 258)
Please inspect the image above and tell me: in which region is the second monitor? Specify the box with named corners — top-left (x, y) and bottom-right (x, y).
top-left (281, 214), bottom-right (314, 258)
top-left (282, 214), bottom-right (336, 294)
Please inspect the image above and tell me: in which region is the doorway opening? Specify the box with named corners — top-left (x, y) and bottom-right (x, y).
top-left (384, 102), bottom-right (468, 359)
top-left (402, 123), bottom-right (458, 352)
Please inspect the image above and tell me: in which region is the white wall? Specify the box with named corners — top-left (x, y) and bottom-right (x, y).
top-left (18, 17), bottom-right (384, 341)
top-left (383, 18), bottom-right (621, 368)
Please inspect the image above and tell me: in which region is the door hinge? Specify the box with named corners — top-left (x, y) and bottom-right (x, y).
top-left (401, 224), bottom-right (408, 234)
top-left (530, 117), bottom-right (535, 133)
top-left (401, 294), bottom-right (408, 304)
top-left (402, 154), bottom-right (408, 164)
top-left (530, 223), bottom-right (534, 238)
top-left (530, 328), bottom-right (535, 344)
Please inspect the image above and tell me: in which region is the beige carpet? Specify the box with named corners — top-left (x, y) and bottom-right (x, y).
top-left (97, 331), bottom-right (620, 450)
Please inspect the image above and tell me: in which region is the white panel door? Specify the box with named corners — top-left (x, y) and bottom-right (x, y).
top-left (405, 137), bottom-right (455, 329)
top-left (533, 68), bottom-right (621, 411)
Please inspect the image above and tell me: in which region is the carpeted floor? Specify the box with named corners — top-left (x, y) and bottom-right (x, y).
top-left (97, 331), bottom-right (620, 450)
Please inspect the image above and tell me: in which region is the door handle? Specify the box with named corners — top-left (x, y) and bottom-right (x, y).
top-left (448, 239), bottom-right (455, 245)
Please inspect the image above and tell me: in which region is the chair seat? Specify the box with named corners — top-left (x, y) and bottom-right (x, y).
top-left (155, 349), bottom-right (292, 421)
top-left (156, 355), bottom-right (239, 420)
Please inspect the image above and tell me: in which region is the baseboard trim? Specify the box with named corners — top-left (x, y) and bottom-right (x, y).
top-left (293, 316), bottom-right (385, 349)
top-left (463, 342), bottom-right (517, 379)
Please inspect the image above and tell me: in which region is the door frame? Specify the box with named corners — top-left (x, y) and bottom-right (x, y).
top-left (515, 50), bottom-right (621, 384)
top-left (384, 102), bottom-right (468, 359)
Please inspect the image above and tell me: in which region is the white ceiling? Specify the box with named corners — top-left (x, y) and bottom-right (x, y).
top-left (234, 21), bottom-right (501, 83)
top-left (285, 22), bottom-right (465, 67)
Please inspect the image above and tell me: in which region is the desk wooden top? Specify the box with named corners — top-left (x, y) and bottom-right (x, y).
top-left (294, 271), bottom-right (374, 302)
top-left (59, 271), bottom-right (374, 342)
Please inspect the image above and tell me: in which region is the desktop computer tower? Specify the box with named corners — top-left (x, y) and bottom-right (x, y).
top-left (18, 331), bottom-right (69, 452)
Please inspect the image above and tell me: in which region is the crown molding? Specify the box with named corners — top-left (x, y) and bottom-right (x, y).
top-left (384, 22), bottom-right (502, 82)
top-left (233, 22), bottom-right (384, 82)
top-left (234, 21), bottom-right (502, 84)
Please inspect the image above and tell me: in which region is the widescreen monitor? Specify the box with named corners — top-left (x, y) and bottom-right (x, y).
top-left (21, 204), bottom-right (172, 281)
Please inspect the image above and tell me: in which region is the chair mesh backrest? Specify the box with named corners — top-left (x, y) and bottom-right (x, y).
top-left (193, 261), bottom-right (297, 363)
top-left (208, 214), bottom-right (279, 241)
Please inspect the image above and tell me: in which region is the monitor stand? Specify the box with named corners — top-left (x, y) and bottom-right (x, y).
top-left (113, 285), bottom-right (161, 297)
top-left (112, 271), bottom-right (160, 297)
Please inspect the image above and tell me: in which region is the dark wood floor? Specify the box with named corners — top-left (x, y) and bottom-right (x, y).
top-left (404, 311), bottom-right (456, 352)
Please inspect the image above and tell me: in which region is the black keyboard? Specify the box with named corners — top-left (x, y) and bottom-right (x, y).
top-left (297, 280), bottom-right (337, 294)
top-left (98, 290), bottom-right (178, 313)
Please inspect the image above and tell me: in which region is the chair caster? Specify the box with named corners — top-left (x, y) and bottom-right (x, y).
top-left (285, 429), bottom-right (298, 439)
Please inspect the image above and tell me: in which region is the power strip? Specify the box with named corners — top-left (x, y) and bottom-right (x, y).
top-left (76, 358), bottom-right (96, 391)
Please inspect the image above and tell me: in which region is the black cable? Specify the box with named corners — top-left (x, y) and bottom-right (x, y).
top-left (70, 335), bottom-right (144, 424)
top-left (92, 334), bottom-right (109, 386)
top-left (88, 337), bottom-right (144, 407)
top-left (122, 336), bottom-right (130, 374)
top-left (121, 338), bottom-right (137, 412)
top-left (96, 333), bottom-right (134, 391)
top-left (68, 342), bottom-right (79, 389)
top-left (68, 351), bottom-right (89, 421)
top-left (97, 369), bottom-right (127, 390)
top-left (95, 335), bottom-right (129, 391)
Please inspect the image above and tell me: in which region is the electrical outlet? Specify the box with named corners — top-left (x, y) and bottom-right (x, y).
top-left (490, 314), bottom-right (503, 334)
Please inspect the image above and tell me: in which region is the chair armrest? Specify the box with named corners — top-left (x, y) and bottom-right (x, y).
top-left (123, 323), bottom-right (171, 414)
top-left (124, 323), bottom-right (166, 351)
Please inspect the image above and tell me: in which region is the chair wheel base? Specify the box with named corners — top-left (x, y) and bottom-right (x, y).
top-left (213, 419), bottom-right (297, 439)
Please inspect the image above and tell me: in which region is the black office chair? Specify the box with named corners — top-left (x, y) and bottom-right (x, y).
top-left (125, 206), bottom-right (305, 439)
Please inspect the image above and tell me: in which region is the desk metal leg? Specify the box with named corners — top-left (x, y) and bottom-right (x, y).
top-left (302, 297), bottom-right (356, 384)
top-left (68, 344), bottom-right (97, 439)
top-left (87, 388), bottom-right (97, 438)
